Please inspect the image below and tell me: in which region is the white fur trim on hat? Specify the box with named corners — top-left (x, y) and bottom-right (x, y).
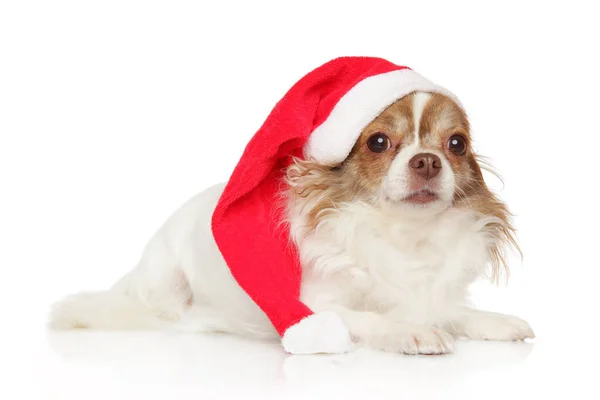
top-left (303, 68), bottom-right (461, 165)
top-left (281, 311), bottom-right (353, 355)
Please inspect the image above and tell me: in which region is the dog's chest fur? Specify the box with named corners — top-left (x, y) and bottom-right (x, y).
top-left (291, 202), bottom-right (493, 325)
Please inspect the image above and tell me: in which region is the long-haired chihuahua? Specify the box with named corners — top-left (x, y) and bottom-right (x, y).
top-left (50, 63), bottom-right (534, 355)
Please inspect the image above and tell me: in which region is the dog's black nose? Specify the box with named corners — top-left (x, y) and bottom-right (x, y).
top-left (409, 153), bottom-right (442, 180)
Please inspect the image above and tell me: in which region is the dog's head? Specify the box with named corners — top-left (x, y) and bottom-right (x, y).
top-left (286, 91), bottom-right (519, 280)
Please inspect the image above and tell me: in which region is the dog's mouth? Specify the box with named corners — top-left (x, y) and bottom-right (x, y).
top-left (403, 189), bottom-right (439, 204)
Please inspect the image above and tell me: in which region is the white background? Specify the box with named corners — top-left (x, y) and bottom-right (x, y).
top-left (1, 1), bottom-right (599, 399)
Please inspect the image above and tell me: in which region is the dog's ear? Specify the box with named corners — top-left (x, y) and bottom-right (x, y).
top-left (283, 157), bottom-right (348, 231)
top-left (457, 153), bottom-right (521, 284)
top-left (284, 157), bottom-right (335, 197)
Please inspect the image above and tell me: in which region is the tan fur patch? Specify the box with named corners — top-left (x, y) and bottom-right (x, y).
top-left (418, 93), bottom-right (470, 145)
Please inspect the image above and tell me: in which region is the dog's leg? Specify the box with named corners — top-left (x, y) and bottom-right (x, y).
top-left (49, 221), bottom-right (193, 330)
top-left (316, 305), bottom-right (455, 355)
top-left (447, 308), bottom-right (535, 341)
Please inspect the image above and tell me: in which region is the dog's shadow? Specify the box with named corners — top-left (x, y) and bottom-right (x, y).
top-left (47, 330), bottom-right (534, 393)
top-left (283, 339), bottom-right (534, 387)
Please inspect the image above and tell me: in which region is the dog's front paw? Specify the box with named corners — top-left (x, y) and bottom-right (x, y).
top-left (367, 327), bottom-right (455, 355)
top-left (461, 313), bottom-right (535, 341)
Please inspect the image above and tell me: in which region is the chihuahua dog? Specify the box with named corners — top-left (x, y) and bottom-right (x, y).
top-left (50, 91), bottom-right (534, 355)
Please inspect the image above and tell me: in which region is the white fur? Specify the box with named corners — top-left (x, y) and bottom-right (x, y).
top-left (287, 194), bottom-right (496, 353)
top-left (411, 92), bottom-right (431, 146)
top-left (50, 184), bottom-right (279, 340)
top-left (449, 308), bottom-right (535, 341)
top-left (304, 69), bottom-right (462, 165)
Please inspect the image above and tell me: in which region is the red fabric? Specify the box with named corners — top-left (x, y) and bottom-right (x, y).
top-left (211, 57), bottom-right (407, 336)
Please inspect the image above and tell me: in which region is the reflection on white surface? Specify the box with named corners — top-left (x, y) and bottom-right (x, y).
top-left (42, 330), bottom-right (536, 399)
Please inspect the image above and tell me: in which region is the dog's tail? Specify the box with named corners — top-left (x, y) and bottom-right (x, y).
top-left (48, 289), bottom-right (166, 330)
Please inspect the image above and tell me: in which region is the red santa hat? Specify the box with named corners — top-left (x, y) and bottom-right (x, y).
top-left (211, 56), bottom-right (459, 354)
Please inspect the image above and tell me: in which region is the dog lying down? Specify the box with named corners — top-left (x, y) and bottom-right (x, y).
top-left (49, 57), bottom-right (534, 355)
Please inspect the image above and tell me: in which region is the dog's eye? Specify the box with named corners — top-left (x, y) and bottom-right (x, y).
top-left (447, 135), bottom-right (467, 156)
top-left (367, 133), bottom-right (391, 153)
